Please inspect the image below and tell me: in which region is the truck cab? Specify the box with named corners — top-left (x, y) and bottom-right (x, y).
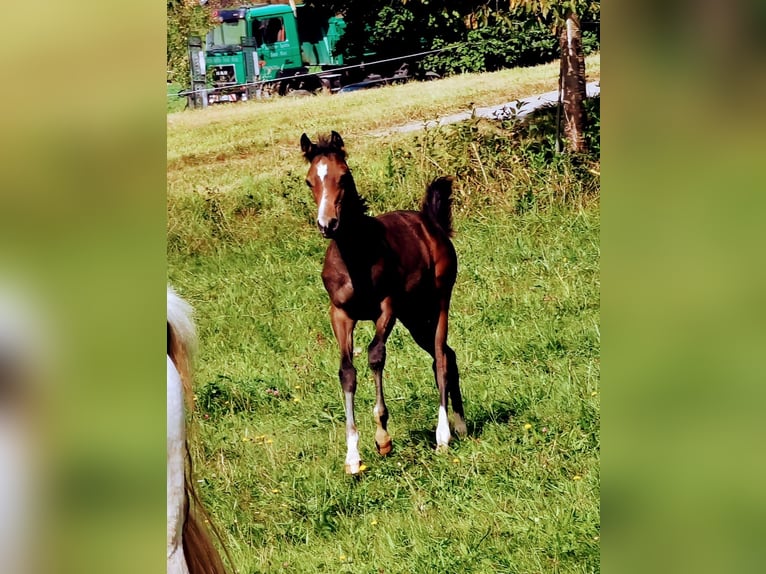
top-left (193, 3), bottom-right (346, 104)
top-left (247, 4), bottom-right (302, 81)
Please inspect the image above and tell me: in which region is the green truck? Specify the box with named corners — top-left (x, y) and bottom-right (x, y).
top-left (188, 3), bottom-right (352, 105)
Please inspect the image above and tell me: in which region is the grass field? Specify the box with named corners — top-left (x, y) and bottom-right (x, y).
top-left (168, 56), bottom-right (600, 573)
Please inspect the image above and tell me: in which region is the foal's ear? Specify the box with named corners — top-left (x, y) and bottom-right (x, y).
top-left (300, 133), bottom-right (314, 158)
top-left (330, 130), bottom-right (345, 150)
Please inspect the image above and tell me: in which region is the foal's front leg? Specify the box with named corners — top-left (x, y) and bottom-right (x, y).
top-left (331, 305), bottom-right (361, 474)
top-left (369, 298), bottom-right (396, 456)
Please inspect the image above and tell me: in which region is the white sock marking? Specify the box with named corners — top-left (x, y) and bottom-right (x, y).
top-left (344, 391), bottom-right (361, 473)
top-left (345, 428), bottom-right (360, 473)
top-left (436, 405), bottom-right (451, 447)
top-left (344, 391), bottom-right (355, 426)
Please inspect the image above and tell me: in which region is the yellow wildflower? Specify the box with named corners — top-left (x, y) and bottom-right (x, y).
top-left (573, 475), bottom-right (582, 481)
top-left (339, 555), bottom-right (346, 562)
top-left (271, 488), bottom-right (280, 493)
top-left (359, 464), bottom-right (368, 472)
top-left (452, 458), bottom-right (460, 464)
top-left (524, 423), bottom-right (532, 430)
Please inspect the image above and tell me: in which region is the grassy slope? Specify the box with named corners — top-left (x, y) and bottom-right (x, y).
top-left (167, 55), bottom-right (599, 172)
top-left (168, 56), bottom-right (599, 574)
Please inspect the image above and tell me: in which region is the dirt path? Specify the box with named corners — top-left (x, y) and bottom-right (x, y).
top-left (371, 81), bottom-right (600, 137)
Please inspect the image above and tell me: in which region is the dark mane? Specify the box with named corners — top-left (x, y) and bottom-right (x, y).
top-left (303, 133), bottom-right (347, 162)
top-left (339, 172), bottom-right (369, 217)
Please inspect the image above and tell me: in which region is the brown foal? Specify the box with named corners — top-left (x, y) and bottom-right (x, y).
top-left (301, 131), bottom-right (466, 474)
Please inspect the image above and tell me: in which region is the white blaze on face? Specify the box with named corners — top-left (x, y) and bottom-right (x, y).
top-left (315, 160), bottom-right (334, 228)
top-left (436, 405), bottom-right (451, 448)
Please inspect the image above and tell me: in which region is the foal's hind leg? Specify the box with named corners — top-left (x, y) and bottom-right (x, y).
top-left (330, 305), bottom-right (361, 474)
top-left (369, 298), bottom-right (396, 456)
top-left (444, 346), bottom-right (467, 437)
top-left (426, 344), bottom-right (466, 439)
top-left (433, 304), bottom-right (453, 450)
top-left (402, 303), bottom-right (466, 449)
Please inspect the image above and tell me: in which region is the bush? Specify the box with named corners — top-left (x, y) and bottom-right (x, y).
top-left (384, 97), bottom-right (601, 215)
top-left (424, 12), bottom-right (559, 75)
top-left (167, 0), bottom-right (214, 85)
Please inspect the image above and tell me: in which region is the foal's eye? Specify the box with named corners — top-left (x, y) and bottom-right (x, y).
top-left (305, 179), bottom-right (312, 188)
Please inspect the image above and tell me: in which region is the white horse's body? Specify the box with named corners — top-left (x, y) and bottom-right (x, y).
top-left (167, 287), bottom-right (226, 574)
top-left (0, 286), bottom-right (43, 574)
top-left (167, 287), bottom-right (195, 574)
top-left (167, 354), bottom-right (190, 574)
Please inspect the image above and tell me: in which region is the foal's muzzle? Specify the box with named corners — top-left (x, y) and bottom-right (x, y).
top-left (317, 218), bottom-right (339, 238)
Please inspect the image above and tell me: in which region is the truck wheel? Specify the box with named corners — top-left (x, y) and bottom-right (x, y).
top-left (278, 79), bottom-right (296, 96)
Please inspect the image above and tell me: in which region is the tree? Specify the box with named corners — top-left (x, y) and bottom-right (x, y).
top-left (167, 1), bottom-right (215, 85)
top-left (509, 1), bottom-right (599, 154)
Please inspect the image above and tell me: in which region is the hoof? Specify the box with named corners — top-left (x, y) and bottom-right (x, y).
top-left (345, 461), bottom-right (361, 475)
top-left (375, 428), bottom-right (392, 456)
top-left (435, 443), bottom-right (450, 454)
top-left (375, 439), bottom-right (393, 456)
top-left (453, 418), bottom-right (467, 437)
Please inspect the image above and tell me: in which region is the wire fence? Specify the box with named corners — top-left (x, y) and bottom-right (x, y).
top-left (169, 43), bottom-right (464, 99)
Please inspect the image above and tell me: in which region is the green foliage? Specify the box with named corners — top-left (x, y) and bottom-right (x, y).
top-left (425, 11), bottom-right (560, 75)
top-left (582, 96), bottom-right (600, 156)
top-left (324, 0), bottom-right (468, 65)
top-left (167, 1), bottom-right (600, 86)
top-left (167, 82), bottom-right (187, 113)
top-left (167, 0), bottom-right (214, 85)
top-left (509, 0), bottom-right (600, 23)
top-left (316, 0), bottom-right (599, 76)
top-left (385, 98), bottom-right (600, 215)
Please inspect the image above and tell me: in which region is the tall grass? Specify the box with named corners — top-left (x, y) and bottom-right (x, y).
top-left (168, 59), bottom-right (599, 573)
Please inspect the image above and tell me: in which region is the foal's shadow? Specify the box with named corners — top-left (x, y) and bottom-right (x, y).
top-left (465, 401), bottom-right (517, 437)
top-left (404, 428), bottom-right (438, 450)
top-left (402, 402), bottom-right (517, 449)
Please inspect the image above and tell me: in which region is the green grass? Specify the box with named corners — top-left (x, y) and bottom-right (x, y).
top-left (167, 82), bottom-right (187, 114)
top-left (167, 54), bottom-right (599, 170)
top-left (168, 57), bottom-right (600, 573)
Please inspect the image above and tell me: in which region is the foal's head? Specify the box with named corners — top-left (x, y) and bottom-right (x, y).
top-left (300, 131), bottom-right (366, 238)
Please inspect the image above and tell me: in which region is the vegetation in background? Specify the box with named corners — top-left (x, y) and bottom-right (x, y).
top-left (308, 0), bottom-right (600, 76)
top-left (168, 60), bottom-right (599, 573)
top-left (510, 0), bottom-right (600, 153)
top-left (167, 0), bottom-right (219, 85)
top-left (166, 1), bottom-right (600, 87)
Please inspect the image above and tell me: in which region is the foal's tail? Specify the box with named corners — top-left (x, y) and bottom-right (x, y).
top-left (422, 176), bottom-right (454, 237)
top-left (167, 287), bottom-right (229, 574)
